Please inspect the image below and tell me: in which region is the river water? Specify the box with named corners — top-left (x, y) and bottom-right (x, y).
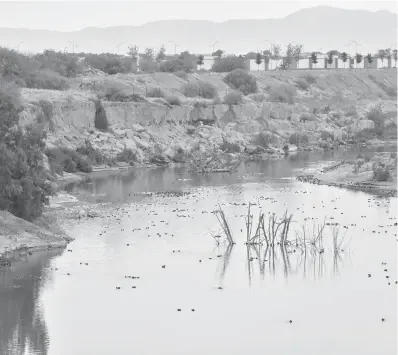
top-left (1, 147), bottom-right (397, 355)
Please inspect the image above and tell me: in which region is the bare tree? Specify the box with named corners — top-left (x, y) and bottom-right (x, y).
top-left (293, 44), bottom-right (303, 69)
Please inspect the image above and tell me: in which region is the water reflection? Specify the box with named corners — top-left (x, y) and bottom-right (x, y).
top-left (65, 146), bottom-right (396, 202)
top-left (0, 249), bottom-right (64, 355)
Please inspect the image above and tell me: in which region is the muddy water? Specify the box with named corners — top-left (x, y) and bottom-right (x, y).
top-left (1, 148), bottom-right (397, 355)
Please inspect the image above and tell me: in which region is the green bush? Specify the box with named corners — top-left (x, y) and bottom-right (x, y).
top-left (83, 53), bottom-right (131, 74)
top-left (253, 132), bottom-right (271, 148)
top-left (165, 95), bottom-right (182, 106)
top-left (304, 75), bottom-right (316, 84)
top-left (289, 133), bottom-right (309, 145)
top-left (220, 139), bottom-right (241, 153)
top-left (24, 69), bottom-right (69, 90)
top-left (45, 147), bottom-right (93, 174)
top-left (211, 56), bottom-right (246, 72)
top-left (0, 82), bottom-right (52, 221)
top-left (181, 81), bottom-right (217, 99)
top-left (160, 58), bottom-right (194, 73)
top-left (251, 93), bottom-right (266, 102)
top-left (224, 69), bottom-right (258, 95)
top-left (76, 140), bottom-right (110, 165)
top-left (223, 91), bottom-right (243, 105)
top-left (268, 84), bottom-right (297, 104)
top-left (146, 87), bottom-right (165, 98)
top-left (366, 105), bottom-right (385, 129)
top-left (115, 148), bottom-right (137, 164)
top-left (94, 100), bottom-right (109, 131)
top-left (174, 70), bottom-right (188, 79)
top-left (295, 78), bottom-right (310, 91)
top-left (373, 164), bottom-right (390, 181)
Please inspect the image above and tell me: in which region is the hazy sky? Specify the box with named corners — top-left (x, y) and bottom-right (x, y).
top-left (0, 0), bottom-right (396, 31)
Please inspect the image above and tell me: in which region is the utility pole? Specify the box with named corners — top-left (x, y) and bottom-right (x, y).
top-left (68, 40), bottom-right (78, 54)
top-left (168, 41), bottom-right (179, 55)
top-left (15, 41), bottom-right (24, 51)
top-left (116, 41), bottom-right (125, 54)
top-left (210, 41), bottom-right (219, 55)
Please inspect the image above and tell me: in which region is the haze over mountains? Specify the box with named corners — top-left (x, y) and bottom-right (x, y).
top-left (0, 5), bottom-right (396, 55)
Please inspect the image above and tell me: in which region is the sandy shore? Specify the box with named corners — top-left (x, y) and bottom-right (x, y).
top-left (297, 155), bottom-right (397, 197)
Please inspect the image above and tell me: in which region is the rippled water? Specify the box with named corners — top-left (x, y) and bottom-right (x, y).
top-left (1, 148), bottom-right (397, 355)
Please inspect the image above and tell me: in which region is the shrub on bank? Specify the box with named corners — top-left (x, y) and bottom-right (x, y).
top-left (211, 56), bottom-right (246, 73)
top-left (115, 148), bottom-right (137, 164)
top-left (253, 132), bottom-right (271, 148)
top-left (223, 91), bottom-right (243, 105)
top-left (224, 69), bottom-right (258, 95)
top-left (146, 87), bottom-right (165, 98)
top-left (94, 99), bottom-right (109, 131)
top-left (289, 132), bottom-right (309, 145)
top-left (0, 81), bottom-right (52, 221)
top-left (45, 147), bottom-right (93, 174)
top-left (268, 84), bottom-right (297, 104)
top-left (295, 78), bottom-right (310, 91)
top-left (181, 81), bottom-right (217, 99)
top-left (165, 95), bottom-right (182, 106)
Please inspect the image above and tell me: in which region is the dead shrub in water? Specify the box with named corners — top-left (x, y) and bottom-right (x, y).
top-left (268, 84), bottom-right (297, 104)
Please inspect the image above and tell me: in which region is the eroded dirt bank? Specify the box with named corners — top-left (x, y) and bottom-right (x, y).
top-left (297, 152), bottom-right (397, 197)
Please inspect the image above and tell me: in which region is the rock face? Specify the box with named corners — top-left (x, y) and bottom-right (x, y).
top-left (18, 69), bottom-right (397, 162)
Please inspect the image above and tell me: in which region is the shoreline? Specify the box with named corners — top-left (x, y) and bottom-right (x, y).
top-left (296, 151), bottom-right (397, 197)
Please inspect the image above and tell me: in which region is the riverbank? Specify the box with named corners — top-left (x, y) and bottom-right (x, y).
top-left (0, 210), bottom-right (74, 256)
top-left (297, 151), bottom-right (397, 197)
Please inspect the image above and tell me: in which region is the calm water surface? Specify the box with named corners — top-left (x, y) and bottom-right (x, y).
top-left (1, 148), bottom-right (397, 355)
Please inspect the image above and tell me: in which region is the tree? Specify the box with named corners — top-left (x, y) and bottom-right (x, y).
top-left (212, 49), bottom-right (224, 59)
top-left (355, 53), bottom-right (363, 68)
top-left (127, 45), bottom-right (139, 60)
top-left (378, 49), bottom-right (386, 67)
top-left (245, 51), bottom-right (257, 60)
top-left (285, 43), bottom-right (295, 65)
top-left (156, 45), bottom-right (166, 62)
top-left (385, 48), bottom-right (392, 67)
top-left (366, 53), bottom-right (373, 67)
top-left (197, 54), bottom-right (204, 69)
top-left (327, 52), bottom-right (334, 66)
top-left (311, 52), bottom-right (318, 66)
top-left (272, 45), bottom-right (281, 61)
top-left (341, 52), bottom-right (348, 68)
top-left (255, 52), bottom-right (262, 70)
top-left (0, 82), bottom-right (51, 221)
top-left (393, 49), bottom-right (398, 68)
top-left (142, 48), bottom-right (155, 61)
top-left (293, 44), bottom-right (303, 69)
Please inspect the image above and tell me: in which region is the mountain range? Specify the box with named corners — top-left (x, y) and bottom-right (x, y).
top-left (0, 5), bottom-right (396, 55)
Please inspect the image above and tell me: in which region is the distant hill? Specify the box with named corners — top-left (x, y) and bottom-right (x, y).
top-left (0, 5), bottom-right (396, 55)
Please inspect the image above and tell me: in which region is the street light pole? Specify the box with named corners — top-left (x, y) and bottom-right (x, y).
top-left (264, 40), bottom-right (274, 70)
top-left (168, 41), bottom-right (179, 55)
top-left (116, 41), bottom-right (125, 54)
top-left (68, 40), bottom-right (78, 54)
top-left (210, 41), bottom-right (219, 55)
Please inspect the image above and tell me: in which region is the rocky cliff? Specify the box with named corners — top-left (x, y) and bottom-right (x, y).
top-left (19, 69), bottom-right (397, 164)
